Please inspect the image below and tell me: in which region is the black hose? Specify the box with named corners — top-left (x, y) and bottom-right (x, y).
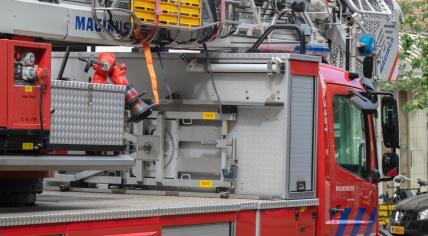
top-left (197, 0), bottom-right (218, 43)
top-left (39, 85), bottom-right (44, 150)
top-left (247, 24), bottom-right (306, 54)
top-left (57, 46), bottom-right (70, 80)
top-left (203, 44), bottom-right (222, 115)
top-left (156, 47), bottom-right (173, 102)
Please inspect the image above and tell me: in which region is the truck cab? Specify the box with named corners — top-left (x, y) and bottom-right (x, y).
top-left (317, 63), bottom-right (400, 235)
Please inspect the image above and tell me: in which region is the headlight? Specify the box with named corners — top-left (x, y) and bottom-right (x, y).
top-left (418, 209), bottom-right (428, 220)
top-left (393, 211), bottom-right (404, 223)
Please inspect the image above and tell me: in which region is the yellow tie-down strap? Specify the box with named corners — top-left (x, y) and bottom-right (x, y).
top-left (143, 42), bottom-right (160, 105)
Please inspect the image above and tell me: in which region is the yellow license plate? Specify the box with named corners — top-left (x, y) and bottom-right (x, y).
top-left (390, 226), bottom-right (405, 235)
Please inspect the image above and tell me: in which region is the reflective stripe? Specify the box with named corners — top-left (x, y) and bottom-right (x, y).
top-left (364, 208), bottom-right (377, 236)
top-left (387, 53), bottom-right (399, 81)
top-left (350, 208), bottom-right (366, 236)
top-left (335, 208), bottom-right (352, 236)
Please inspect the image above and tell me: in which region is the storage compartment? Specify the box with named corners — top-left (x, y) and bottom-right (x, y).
top-left (50, 52), bottom-right (318, 199)
top-left (49, 80), bottom-right (126, 151)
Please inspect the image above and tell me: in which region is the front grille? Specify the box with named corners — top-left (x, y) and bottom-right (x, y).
top-left (392, 210), bottom-right (418, 225)
top-left (402, 211), bottom-right (418, 224)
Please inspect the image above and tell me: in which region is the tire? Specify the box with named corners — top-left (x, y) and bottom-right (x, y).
top-left (0, 179), bottom-right (43, 206)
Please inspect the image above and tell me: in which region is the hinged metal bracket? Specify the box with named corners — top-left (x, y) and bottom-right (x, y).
top-left (136, 135), bottom-right (161, 161)
top-left (267, 57), bottom-right (283, 79)
top-left (216, 139), bottom-right (233, 148)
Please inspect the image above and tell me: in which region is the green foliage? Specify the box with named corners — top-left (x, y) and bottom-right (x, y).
top-left (385, 1), bottom-right (428, 111)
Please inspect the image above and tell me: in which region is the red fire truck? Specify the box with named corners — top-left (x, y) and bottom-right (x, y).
top-left (0, 52), bottom-right (400, 235)
top-left (0, 0), bottom-right (402, 235)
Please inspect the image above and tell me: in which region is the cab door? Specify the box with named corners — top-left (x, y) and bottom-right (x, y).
top-left (326, 84), bottom-right (378, 236)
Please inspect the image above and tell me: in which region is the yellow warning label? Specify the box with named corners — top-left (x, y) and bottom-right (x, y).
top-left (379, 204), bottom-right (395, 226)
top-left (24, 86), bottom-right (33, 93)
top-left (379, 204), bottom-right (395, 211)
top-left (202, 112), bottom-right (216, 120)
top-left (199, 180), bottom-right (213, 188)
top-left (22, 142), bottom-right (34, 150)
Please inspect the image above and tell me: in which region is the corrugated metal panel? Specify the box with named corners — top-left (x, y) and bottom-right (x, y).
top-left (163, 223), bottom-right (230, 236)
top-left (288, 76), bottom-right (315, 193)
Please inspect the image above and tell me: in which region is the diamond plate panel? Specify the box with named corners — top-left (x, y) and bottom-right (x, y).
top-left (0, 191), bottom-right (319, 226)
top-left (49, 80), bottom-right (126, 147)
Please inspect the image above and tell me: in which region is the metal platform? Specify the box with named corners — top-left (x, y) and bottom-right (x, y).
top-left (0, 191), bottom-right (319, 227)
top-left (0, 155), bottom-right (135, 171)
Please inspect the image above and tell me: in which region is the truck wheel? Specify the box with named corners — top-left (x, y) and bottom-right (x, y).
top-left (0, 179), bottom-right (43, 206)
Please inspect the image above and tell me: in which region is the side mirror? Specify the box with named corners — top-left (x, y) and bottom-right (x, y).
top-left (382, 152), bottom-right (399, 177)
top-left (381, 96), bottom-right (399, 148)
top-left (371, 169), bottom-right (381, 184)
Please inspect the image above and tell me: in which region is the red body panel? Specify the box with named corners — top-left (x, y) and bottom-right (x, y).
top-left (8, 85), bottom-right (45, 129)
top-left (260, 209), bottom-right (298, 235)
top-left (0, 40), bottom-right (51, 130)
top-left (0, 40), bottom-right (7, 127)
top-left (0, 208), bottom-right (316, 236)
top-left (0, 40), bottom-right (52, 183)
top-left (260, 207), bottom-right (316, 236)
top-left (235, 211), bottom-right (256, 236)
top-left (0, 218), bottom-right (162, 236)
top-left (290, 60), bottom-right (319, 77)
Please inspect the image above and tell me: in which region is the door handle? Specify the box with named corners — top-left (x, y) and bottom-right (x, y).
top-left (331, 208), bottom-right (345, 214)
